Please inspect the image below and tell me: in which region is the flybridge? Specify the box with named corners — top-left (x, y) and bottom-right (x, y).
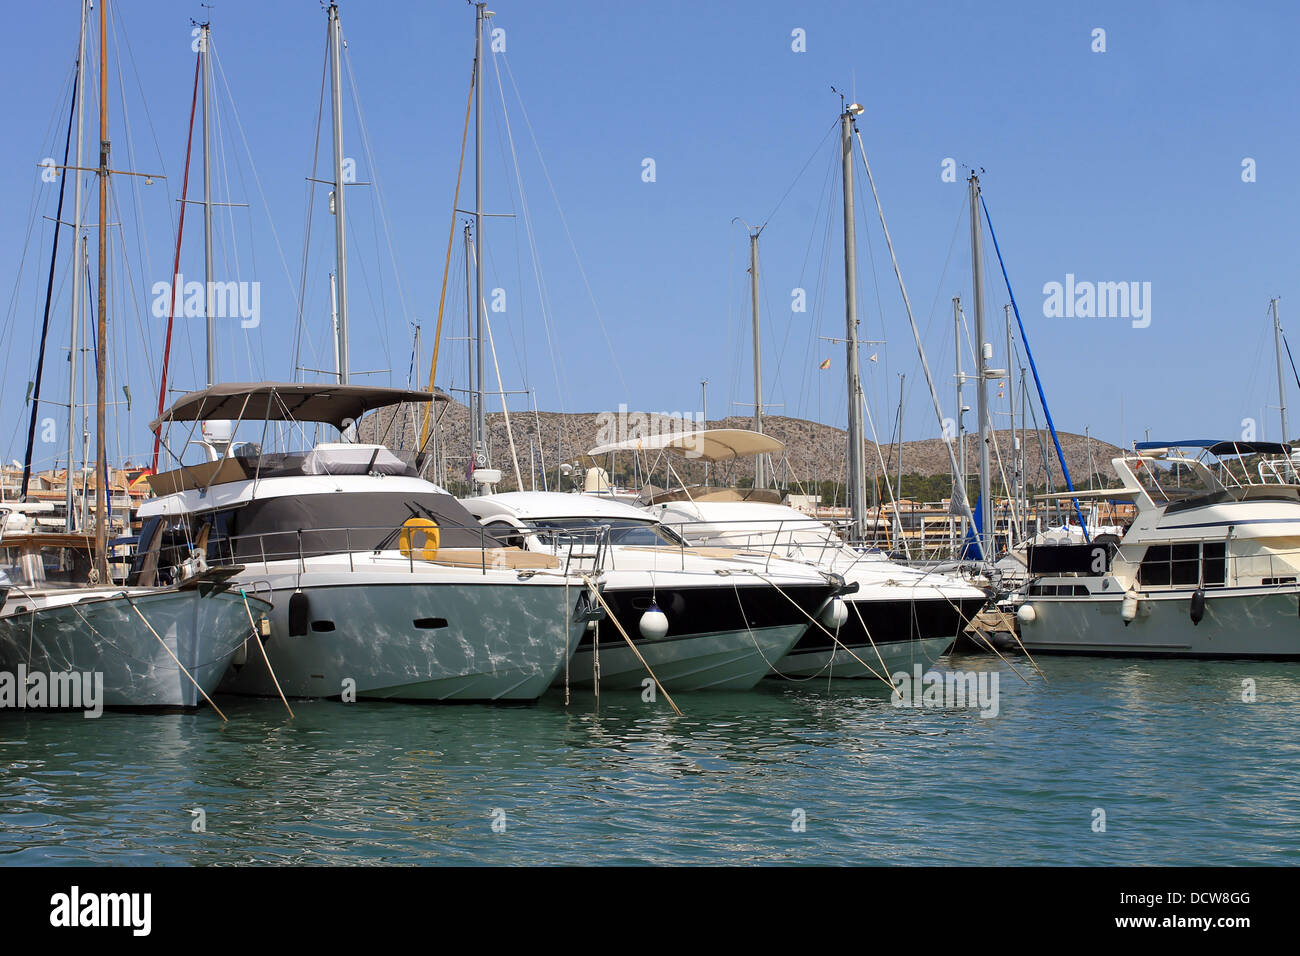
top-left (150, 382), bottom-right (439, 431)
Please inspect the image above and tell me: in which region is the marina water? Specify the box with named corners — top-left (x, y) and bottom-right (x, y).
top-left (3, 653), bottom-right (1298, 865)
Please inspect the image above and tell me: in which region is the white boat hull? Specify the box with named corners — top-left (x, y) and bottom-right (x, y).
top-left (0, 585), bottom-right (263, 709)
top-left (221, 571), bottom-right (594, 701)
top-left (1019, 586), bottom-right (1300, 658)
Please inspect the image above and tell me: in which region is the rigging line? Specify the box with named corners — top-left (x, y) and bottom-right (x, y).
top-left (109, 8), bottom-right (159, 374)
top-left (851, 126), bottom-right (975, 532)
top-left (490, 50), bottom-right (568, 415)
top-left (20, 65), bottom-right (77, 500)
top-left (900, 195), bottom-right (966, 424)
top-left (498, 53), bottom-right (628, 397)
top-left (761, 118), bottom-right (841, 228)
top-left (420, 59), bottom-right (474, 446)
top-left (980, 192), bottom-right (1088, 540)
top-left (1283, 330), bottom-right (1300, 396)
top-left (291, 30), bottom-right (330, 381)
top-left (152, 53), bottom-right (200, 472)
top-left (341, 43), bottom-right (404, 358)
top-left (210, 43), bottom-right (303, 377)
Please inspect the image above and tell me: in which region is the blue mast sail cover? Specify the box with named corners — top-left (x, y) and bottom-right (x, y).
top-left (980, 195), bottom-right (1089, 542)
top-left (960, 496), bottom-right (984, 561)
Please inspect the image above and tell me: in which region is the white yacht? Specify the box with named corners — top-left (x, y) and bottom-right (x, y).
top-left (141, 382), bottom-right (601, 702)
top-left (461, 492), bottom-right (843, 690)
top-left (1014, 440), bottom-right (1300, 658)
top-left (0, 517), bottom-right (270, 710)
top-left (587, 429), bottom-right (989, 677)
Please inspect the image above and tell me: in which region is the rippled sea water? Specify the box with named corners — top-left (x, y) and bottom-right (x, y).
top-left (2, 653), bottom-right (1298, 865)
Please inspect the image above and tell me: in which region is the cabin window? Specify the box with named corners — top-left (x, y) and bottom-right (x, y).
top-left (1139, 541), bottom-right (1226, 588)
top-left (1202, 542), bottom-right (1226, 586)
top-left (204, 510), bottom-right (238, 566)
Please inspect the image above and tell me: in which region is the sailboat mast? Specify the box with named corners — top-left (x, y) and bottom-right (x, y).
top-left (1273, 297), bottom-right (1288, 444)
top-left (66, 0), bottom-right (89, 531)
top-left (953, 295), bottom-right (965, 518)
top-left (464, 221), bottom-right (473, 463)
top-left (328, 2), bottom-right (349, 383)
top-left (201, 21), bottom-right (215, 385)
top-left (94, 0), bottom-right (109, 579)
top-left (841, 102), bottom-right (868, 542)
top-left (1005, 302), bottom-right (1017, 541)
top-left (749, 226), bottom-right (765, 489)
top-left (968, 172), bottom-right (991, 558)
top-left (472, 2), bottom-right (488, 470)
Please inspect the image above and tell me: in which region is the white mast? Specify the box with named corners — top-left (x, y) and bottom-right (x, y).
top-left (968, 172), bottom-right (991, 559)
top-left (748, 224), bottom-right (765, 488)
top-left (201, 21), bottom-right (215, 385)
top-left (471, 2), bottom-right (490, 472)
top-left (1273, 297), bottom-right (1288, 445)
top-left (66, 0), bottom-right (88, 532)
top-left (841, 101), bottom-right (868, 542)
top-left (328, 2), bottom-right (350, 383)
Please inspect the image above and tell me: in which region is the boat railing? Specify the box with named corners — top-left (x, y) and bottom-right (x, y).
top-left (187, 520), bottom-right (599, 579)
top-left (656, 516), bottom-right (855, 569)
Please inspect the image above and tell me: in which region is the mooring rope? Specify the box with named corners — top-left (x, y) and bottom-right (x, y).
top-left (581, 575), bottom-right (681, 716)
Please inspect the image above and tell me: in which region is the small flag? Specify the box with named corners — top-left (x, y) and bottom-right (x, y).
top-left (868, 353), bottom-right (878, 363)
top-left (819, 358), bottom-right (831, 370)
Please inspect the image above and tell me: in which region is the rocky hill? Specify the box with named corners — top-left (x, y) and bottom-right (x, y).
top-left (365, 399), bottom-right (1123, 493)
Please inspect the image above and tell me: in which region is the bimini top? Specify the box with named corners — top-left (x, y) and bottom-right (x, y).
top-left (1133, 439), bottom-right (1290, 457)
top-left (151, 381), bottom-right (443, 431)
top-left (587, 428), bottom-right (784, 463)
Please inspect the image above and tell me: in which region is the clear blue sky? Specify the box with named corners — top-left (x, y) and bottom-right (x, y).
top-left (3, 0), bottom-right (1298, 473)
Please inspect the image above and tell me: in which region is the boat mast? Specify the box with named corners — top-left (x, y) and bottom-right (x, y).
top-left (968, 172), bottom-right (991, 559)
top-left (1272, 297), bottom-right (1288, 445)
top-left (748, 224), bottom-right (765, 488)
top-left (1005, 302), bottom-right (1018, 541)
top-left (200, 21), bottom-right (215, 385)
top-left (93, 0), bottom-right (109, 580)
top-left (471, 2), bottom-right (489, 471)
top-left (329, 272), bottom-right (340, 377)
top-left (953, 295), bottom-right (966, 529)
top-left (464, 220), bottom-right (473, 467)
top-left (841, 101), bottom-right (868, 542)
top-left (328, 2), bottom-right (350, 383)
top-left (66, 0), bottom-right (89, 531)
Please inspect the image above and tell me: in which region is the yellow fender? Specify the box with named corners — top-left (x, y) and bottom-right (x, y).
top-left (399, 517), bottom-right (440, 562)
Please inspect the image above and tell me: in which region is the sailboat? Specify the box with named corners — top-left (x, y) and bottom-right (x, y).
top-left (0, 0), bottom-right (270, 711)
top-left (134, 4), bottom-right (601, 703)
top-left (594, 101), bottom-right (986, 677)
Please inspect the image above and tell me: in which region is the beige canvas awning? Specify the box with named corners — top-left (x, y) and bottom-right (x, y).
top-left (151, 381), bottom-right (444, 431)
top-left (587, 428), bottom-right (784, 463)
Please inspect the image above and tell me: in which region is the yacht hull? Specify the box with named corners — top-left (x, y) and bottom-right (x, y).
top-left (773, 594), bottom-right (985, 678)
top-left (221, 573), bottom-right (593, 701)
top-left (562, 623), bottom-right (808, 690)
top-left (1019, 587), bottom-right (1300, 658)
top-left (558, 582), bottom-right (833, 691)
top-left (0, 585), bottom-right (263, 709)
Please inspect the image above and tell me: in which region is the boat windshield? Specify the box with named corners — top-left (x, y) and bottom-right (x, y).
top-left (1129, 457), bottom-right (1217, 504)
top-left (0, 545), bottom-right (94, 589)
top-left (528, 517), bottom-right (684, 547)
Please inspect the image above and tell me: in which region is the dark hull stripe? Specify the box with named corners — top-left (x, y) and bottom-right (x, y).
top-left (580, 583), bottom-right (833, 649)
top-left (792, 596), bottom-right (986, 653)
